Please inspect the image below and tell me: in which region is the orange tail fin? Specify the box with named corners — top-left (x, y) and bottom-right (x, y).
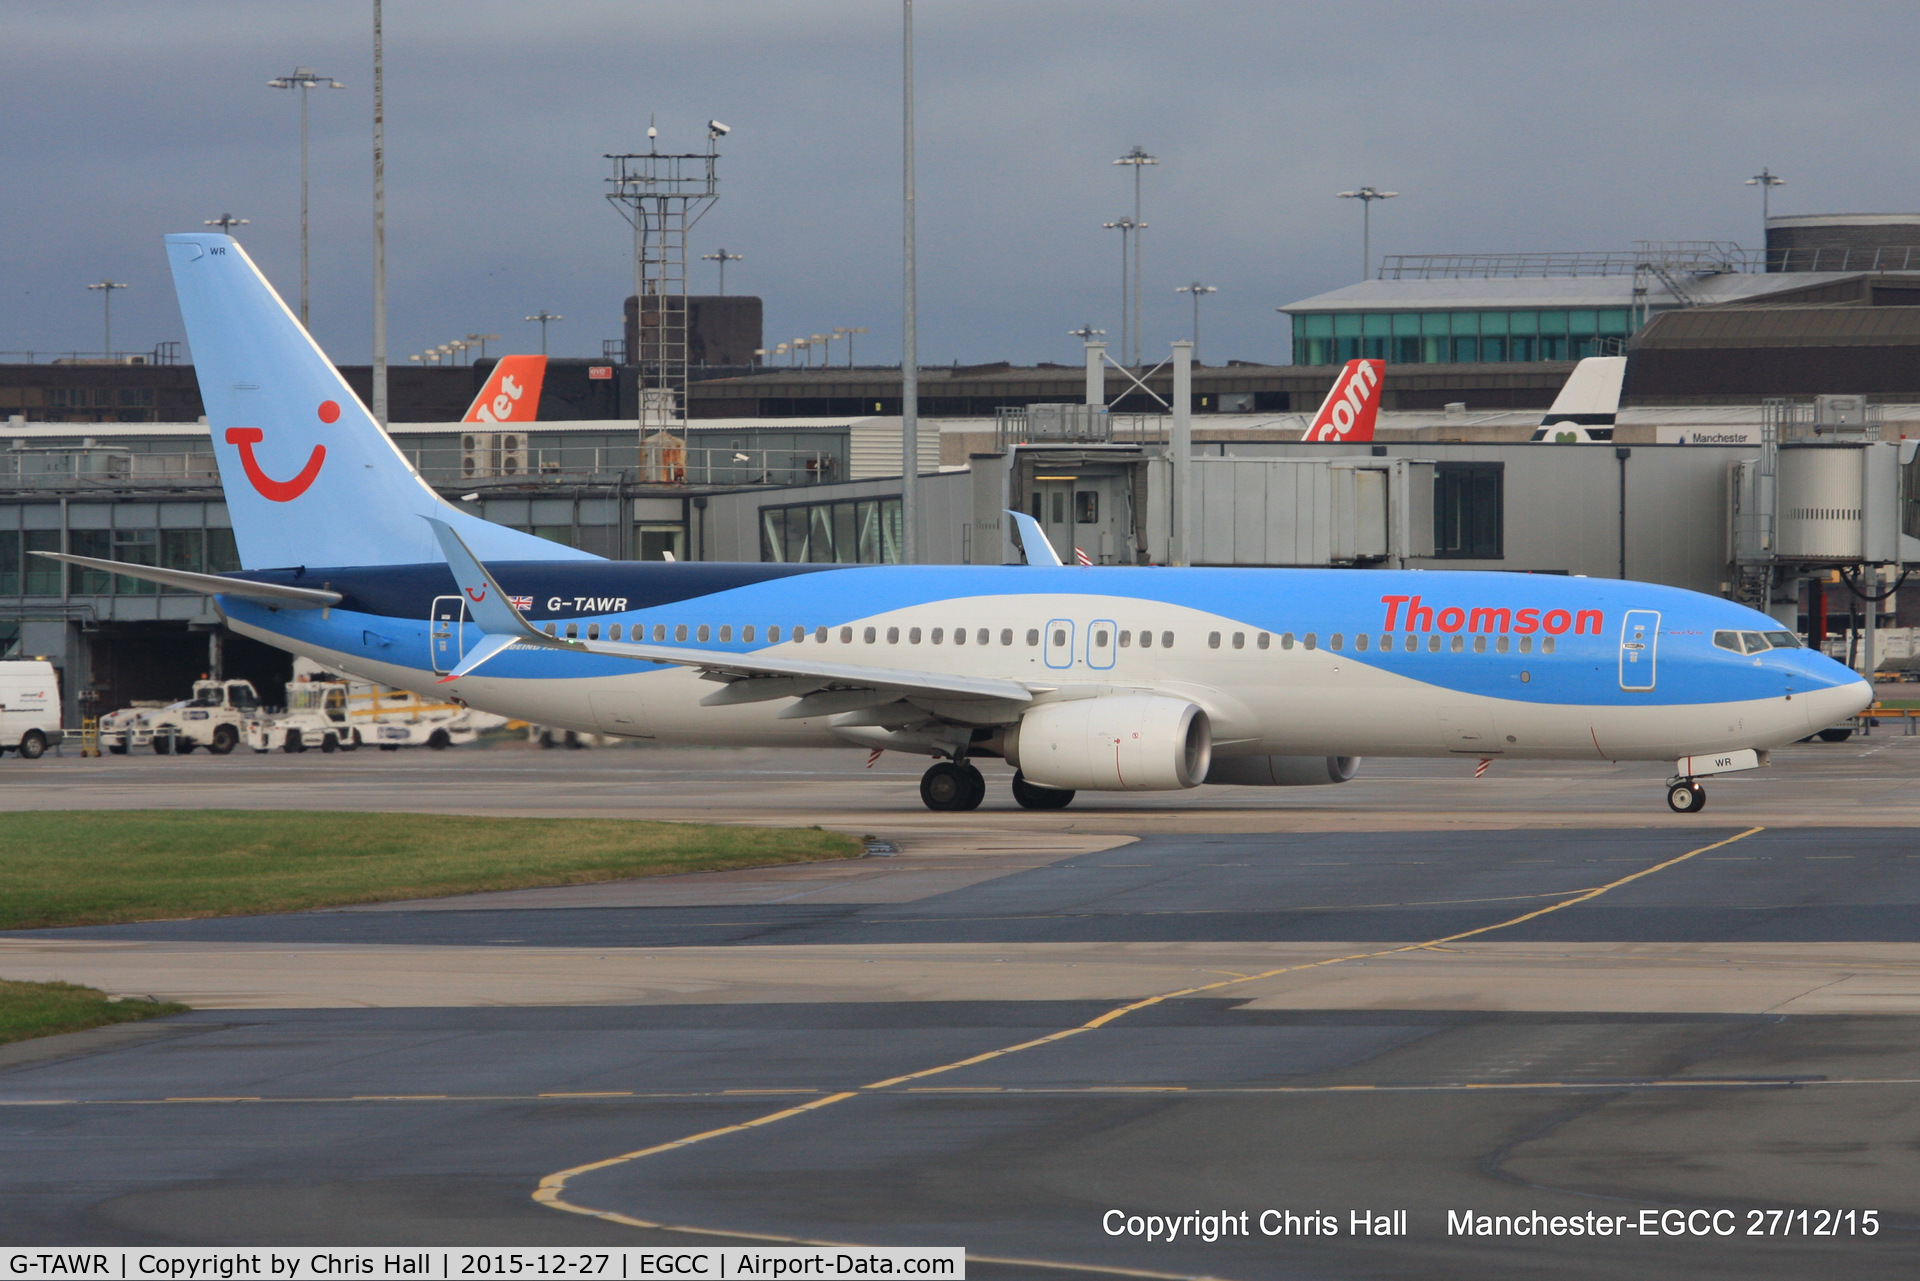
top-left (1301, 358), bottom-right (1384, 442)
top-left (462, 355), bottom-right (547, 423)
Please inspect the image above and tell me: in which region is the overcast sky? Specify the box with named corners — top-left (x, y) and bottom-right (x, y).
top-left (6, 1), bottom-right (1919, 371)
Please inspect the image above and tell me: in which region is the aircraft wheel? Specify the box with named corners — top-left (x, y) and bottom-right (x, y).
top-left (960, 763), bottom-right (986, 809)
top-left (208, 724), bottom-right (238, 756)
top-left (1011, 771), bottom-right (1075, 810)
top-left (920, 761), bottom-right (979, 811)
top-left (1667, 781), bottom-right (1706, 813)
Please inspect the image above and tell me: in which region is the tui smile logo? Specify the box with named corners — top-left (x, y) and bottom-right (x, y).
top-left (225, 400), bottom-right (334, 502)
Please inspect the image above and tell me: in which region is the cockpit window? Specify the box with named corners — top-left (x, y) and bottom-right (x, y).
top-left (1712, 631), bottom-right (1743, 653)
top-left (1740, 631), bottom-right (1769, 653)
top-left (1763, 631), bottom-right (1799, 649)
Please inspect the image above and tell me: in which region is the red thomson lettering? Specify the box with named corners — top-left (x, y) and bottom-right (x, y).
top-left (1468, 607), bottom-right (1511, 633)
top-left (1437, 607), bottom-right (1466, 633)
top-left (1544, 609), bottom-right (1573, 635)
top-left (1406, 595), bottom-right (1433, 632)
top-left (1514, 608), bottom-right (1541, 634)
top-left (1575, 609), bottom-right (1603, 634)
top-left (1380, 595), bottom-right (1410, 631)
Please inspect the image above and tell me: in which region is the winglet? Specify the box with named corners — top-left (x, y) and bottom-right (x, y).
top-left (423, 516), bottom-right (580, 678)
top-left (1006, 510), bottom-right (1063, 566)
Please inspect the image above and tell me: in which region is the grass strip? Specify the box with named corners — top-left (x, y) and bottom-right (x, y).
top-left (0, 810), bottom-right (861, 930)
top-left (0, 979), bottom-right (188, 1046)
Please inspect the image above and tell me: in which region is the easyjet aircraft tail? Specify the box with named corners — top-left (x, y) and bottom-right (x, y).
top-left (164, 233), bottom-right (597, 570)
top-left (463, 354), bottom-right (547, 423)
top-left (1301, 359), bottom-right (1384, 442)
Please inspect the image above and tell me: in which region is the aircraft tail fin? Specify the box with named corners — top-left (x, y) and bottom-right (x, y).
top-left (1301, 359), bottom-right (1384, 442)
top-left (1541, 356), bottom-right (1627, 428)
top-left (462, 354), bottom-right (547, 423)
top-left (165, 233), bottom-right (597, 570)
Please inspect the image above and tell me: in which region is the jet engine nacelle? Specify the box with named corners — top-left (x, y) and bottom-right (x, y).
top-left (1008, 695), bottom-right (1211, 791)
top-left (1204, 754), bottom-right (1361, 786)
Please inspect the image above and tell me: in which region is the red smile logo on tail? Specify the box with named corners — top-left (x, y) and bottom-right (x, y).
top-left (224, 400), bottom-right (334, 502)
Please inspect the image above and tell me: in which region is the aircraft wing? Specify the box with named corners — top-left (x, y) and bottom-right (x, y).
top-left (27, 551), bottom-right (343, 608)
top-left (421, 518), bottom-right (1034, 706)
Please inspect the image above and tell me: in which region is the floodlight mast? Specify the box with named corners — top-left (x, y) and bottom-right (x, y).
top-left (204, 214), bottom-right (249, 233)
top-left (1114, 146), bottom-right (1158, 366)
top-left (524, 310), bottom-right (562, 356)
top-left (1746, 167), bottom-right (1785, 240)
top-left (1102, 219), bottom-right (1139, 363)
top-left (701, 247), bottom-right (744, 295)
top-left (267, 66), bottom-right (345, 329)
top-left (1174, 282), bottom-right (1217, 362)
top-left (901, 0), bottom-right (919, 564)
top-left (1336, 186), bottom-right (1397, 281)
top-left (86, 280), bottom-right (128, 355)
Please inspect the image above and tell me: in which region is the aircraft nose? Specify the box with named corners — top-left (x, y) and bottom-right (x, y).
top-left (1804, 674), bottom-right (1874, 733)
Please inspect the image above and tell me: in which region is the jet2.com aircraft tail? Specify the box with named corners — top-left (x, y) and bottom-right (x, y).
top-left (164, 233), bottom-right (595, 571)
top-left (1301, 358), bottom-right (1384, 442)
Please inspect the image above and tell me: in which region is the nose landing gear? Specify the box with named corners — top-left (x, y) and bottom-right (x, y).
top-left (920, 759), bottom-right (986, 811)
top-left (1666, 779), bottom-right (1707, 813)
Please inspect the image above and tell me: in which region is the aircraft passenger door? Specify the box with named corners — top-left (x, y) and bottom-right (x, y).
top-left (1044, 618), bottom-right (1075, 669)
top-left (429, 595), bottom-right (467, 674)
top-left (1619, 610), bottom-right (1658, 691)
top-left (1086, 619), bottom-right (1116, 670)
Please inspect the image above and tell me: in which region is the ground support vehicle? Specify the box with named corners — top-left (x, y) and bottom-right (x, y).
top-left (243, 679), bottom-right (360, 753)
top-left (0, 660), bottom-right (65, 759)
top-left (108, 679), bottom-right (259, 755)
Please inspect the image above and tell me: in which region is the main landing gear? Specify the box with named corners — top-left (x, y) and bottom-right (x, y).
top-left (1666, 779), bottom-right (1707, 813)
top-left (920, 760), bottom-right (986, 811)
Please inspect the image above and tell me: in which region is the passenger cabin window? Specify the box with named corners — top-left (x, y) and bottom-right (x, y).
top-left (1542, 637), bottom-right (1556, 654)
top-left (816, 626), bottom-right (829, 643)
top-left (1139, 631), bottom-right (1153, 649)
top-left (1001, 629), bottom-right (1014, 645)
top-left (888, 627), bottom-right (900, 644)
top-left (1427, 635), bottom-right (1441, 652)
top-left (841, 627), bottom-right (853, 643)
top-left (744, 625), bottom-right (756, 642)
top-left (566, 624), bottom-right (579, 639)
top-left (697, 625), bottom-right (710, 642)
top-left (1232, 632), bottom-right (1245, 649)
top-left (1519, 636), bottom-right (1532, 654)
top-left (931, 628), bottom-right (944, 644)
top-left (1052, 628), bottom-right (1066, 647)
top-left (864, 627), bottom-right (876, 643)
top-left (1027, 629), bottom-right (1041, 646)
top-left (977, 629), bottom-right (989, 645)
top-left (910, 627), bottom-right (923, 644)
top-left (719, 625), bottom-right (731, 642)
top-left (1094, 628), bottom-right (1110, 647)
top-left (653, 624), bottom-right (666, 642)
top-left (1450, 635), bottom-right (1463, 652)
top-left (952, 627), bottom-right (965, 645)
top-left (1304, 633), bottom-right (1317, 651)
top-left (610, 625), bottom-right (622, 641)
top-left (675, 624), bottom-right (688, 642)
top-left (1355, 634), bottom-right (1369, 652)
top-left (1329, 634), bottom-right (1343, 652)
top-left (1161, 631), bottom-right (1174, 648)
top-left (544, 624), bottom-right (557, 636)
top-left (1473, 635), bottom-right (1486, 653)
top-left (1208, 632), bottom-right (1221, 649)
top-left (1257, 632), bottom-right (1271, 650)
top-left (588, 624), bottom-right (600, 641)
top-left (1281, 633), bottom-right (1294, 650)
top-left (1496, 636), bottom-right (1509, 653)
top-left (1119, 631), bottom-right (1132, 648)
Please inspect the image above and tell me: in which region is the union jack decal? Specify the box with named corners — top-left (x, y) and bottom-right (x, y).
top-left (509, 595), bottom-right (533, 612)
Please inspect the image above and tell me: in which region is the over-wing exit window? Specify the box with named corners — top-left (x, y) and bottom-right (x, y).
top-left (1434, 462), bottom-right (1503, 560)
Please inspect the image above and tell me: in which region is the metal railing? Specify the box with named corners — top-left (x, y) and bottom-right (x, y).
top-left (0, 449), bottom-right (220, 488)
top-left (993, 405), bottom-right (1169, 452)
top-left (1381, 242), bottom-right (1920, 279)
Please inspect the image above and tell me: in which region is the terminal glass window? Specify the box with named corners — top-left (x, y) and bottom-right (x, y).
top-left (1293, 308), bottom-right (1636, 366)
top-left (761, 496), bottom-right (902, 563)
top-left (1433, 463), bottom-right (1504, 559)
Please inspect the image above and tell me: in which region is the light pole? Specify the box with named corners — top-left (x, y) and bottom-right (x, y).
top-left (204, 214), bottom-right (249, 234)
top-left (86, 280), bottom-right (128, 355)
top-left (524, 310), bottom-right (562, 355)
top-left (701, 248), bottom-right (744, 295)
top-left (466, 333), bottom-right (501, 361)
top-left (1114, 145), bottom-right (1157, 367)
top-left (1336, 187), bottom-right (1397, 281)
top-left (268, 66), bottom-right (345, 329)
top-left (1746, 168), bottom-right (1785, 248)
top-left (1102, 219), bottom-right (1138, 364)
top-left (840, 325), bottom-right (868, 367)
top-left (1175, 282), bottom-right (1217, 362)
top-left (901, 0), bottom-right (919, 564)
top-left (372, 0), bottom-right (388, 426)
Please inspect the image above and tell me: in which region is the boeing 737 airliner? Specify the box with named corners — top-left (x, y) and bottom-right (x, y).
top-left (36, 235), bottom-right (1872, 813)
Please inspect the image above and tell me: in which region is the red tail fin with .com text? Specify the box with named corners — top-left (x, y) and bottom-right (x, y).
top-left (1301, 358), bottom-right (1384, 442)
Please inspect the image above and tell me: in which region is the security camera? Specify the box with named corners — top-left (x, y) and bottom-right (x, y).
top-left (708, 120), bottom-right (731, 137)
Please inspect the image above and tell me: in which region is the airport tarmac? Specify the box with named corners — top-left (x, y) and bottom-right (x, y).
top-left (3, 739), bottom-right (1919, 1276)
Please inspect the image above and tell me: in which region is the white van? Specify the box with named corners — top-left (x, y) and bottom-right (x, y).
top-left (0, 660), bottom-right (64, 759)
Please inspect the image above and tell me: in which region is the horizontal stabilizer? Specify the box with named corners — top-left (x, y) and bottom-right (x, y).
top-left (27, 551), bottom-right (341, 608)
